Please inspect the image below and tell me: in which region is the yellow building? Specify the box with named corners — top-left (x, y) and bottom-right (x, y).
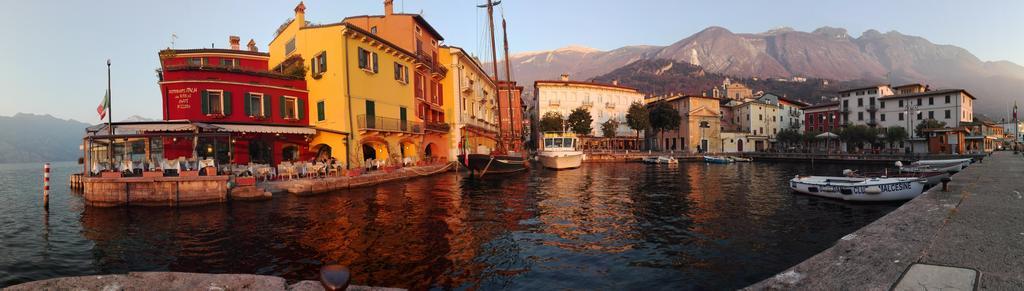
top-left (439, 46), bottom-right (499, 160)
top-left (269, 2), bottom-right (424, 168)
top-left (650, 95), bottom-right (722, 153)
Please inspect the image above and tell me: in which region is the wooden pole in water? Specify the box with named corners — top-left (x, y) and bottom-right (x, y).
top-left (43, 163), bottom-right (50, 209)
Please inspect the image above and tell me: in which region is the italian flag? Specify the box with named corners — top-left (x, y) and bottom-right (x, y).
top-left (97, 89), bottom-right (109, 120)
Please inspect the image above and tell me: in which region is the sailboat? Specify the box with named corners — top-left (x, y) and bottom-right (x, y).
top-left (458, 0), bottom-right (528, 177)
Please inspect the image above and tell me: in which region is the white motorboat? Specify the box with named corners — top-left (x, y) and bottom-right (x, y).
top-left (912, 158), bottom-right (972, 169)
top-left (727, 156), bottom-right (752, 162)
top-left (845, 169), bottom-right (950, 188)
top-left (789, 175), bottom-right (927, 201)
top-left (538, 133), bottom-right (584, 170)
top-left (642, 156), bottom-right (659, 164)
top-left (900, 162), bottom-right (964, 174)
top-left (657, 156), bottom-right (679, 164)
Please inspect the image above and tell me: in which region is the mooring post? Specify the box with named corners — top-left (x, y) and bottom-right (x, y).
top-left (43, 163), bottom-right (50, 209)
top-left (319, 264), bottom-right (351, 291)
top-left (941, 177), bottom-right (952, 192)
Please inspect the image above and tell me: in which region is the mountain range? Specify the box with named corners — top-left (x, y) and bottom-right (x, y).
top-left (503, 26), bottom-right (1024, 117)
top-left (0, 113), bottom-right (91, 163)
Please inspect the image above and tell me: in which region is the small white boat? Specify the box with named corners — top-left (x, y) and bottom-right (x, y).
top-left (642, 156), bottom-right (659, 164)
top-left (912, 158), bottom-right (972, 169)
top-left (538, 133), bottom-right (584, 170)
top-left (901, 162), bottom-right (964, 174)
top-left (727, 156), bottom-right (752, 162)
top-left (657, 156), bottom-right (678, 164)
top-left (790, 175), bottom-right (927, 201)
top-left (704, 155), bottom-right (732, 164)
top-left (846, 169), bottom-right (950, 188)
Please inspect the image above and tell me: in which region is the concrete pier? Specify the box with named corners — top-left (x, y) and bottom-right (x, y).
top-left (747, 151), bottom-right (1024, 290)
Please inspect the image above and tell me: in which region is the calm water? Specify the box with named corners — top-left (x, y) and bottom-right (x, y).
top-left (0, 161), bottom-right (900, 290)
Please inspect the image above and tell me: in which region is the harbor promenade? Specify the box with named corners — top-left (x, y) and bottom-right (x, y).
top-left (748, 151), bottom-right (1024, 290)
top-left (5, 272), bottom-right (402, 291)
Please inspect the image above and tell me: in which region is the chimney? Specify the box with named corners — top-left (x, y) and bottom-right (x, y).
top-left (560, 73), bottom-right (569, 81)
top-left (294, 2), bottom-right (306, 27)
top-left (229, 36), bottom-right (241, 50)
top-left (384, 0), bottom-right (394, 16)
top-left (247, 39), bottom-right (258, 52)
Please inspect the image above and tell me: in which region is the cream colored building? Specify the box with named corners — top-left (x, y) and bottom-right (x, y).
top-left (650, 95), bottom-right (722, 153)
top-left (733, 100), bottom-right (781, 151)
top-left (534, 74), bottom-right (644, 137)
top-left (440, 46), bottom-right (499, 159)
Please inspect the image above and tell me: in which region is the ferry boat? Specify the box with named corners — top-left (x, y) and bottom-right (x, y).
top-left (538, 133), bottom-right (584, 170)
top-left (789, 175), bottom-right (927, 202)
top-left (703, 155), bottom-right (732, 164)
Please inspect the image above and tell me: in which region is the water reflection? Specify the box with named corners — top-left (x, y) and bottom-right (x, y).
top-left (5, 162), bottom-right (898, 290)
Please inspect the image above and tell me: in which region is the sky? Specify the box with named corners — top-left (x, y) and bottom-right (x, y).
top-left (1, 0), bottom-right (1022, 123)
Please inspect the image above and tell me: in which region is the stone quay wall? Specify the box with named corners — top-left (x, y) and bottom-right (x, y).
top-left (5, 272), bottom-right (404, 291)
top-left (83, 176), bottom-right (229, 207)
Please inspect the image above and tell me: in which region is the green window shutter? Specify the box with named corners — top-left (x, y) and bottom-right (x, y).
top-left (358, 48), bottom-right (367, 69)
top-left (279, 96), bottom-right (286, 118)
top-left (317, 101), bottom-right (325, 121)
top-left (297, 99), bottom-right (305, 120)
top-left (243, 93), bottom-right (252, 116)
top-left (223, 91), bottom-right (232, 115)
top-left (201, 90), bottom-right (209, 114)
top-left (321, 52), bottom-right (327, 72)
top-left (263, 94), bottom-right (272, 117)
top-left (372, 52), bottom-right (379, 73)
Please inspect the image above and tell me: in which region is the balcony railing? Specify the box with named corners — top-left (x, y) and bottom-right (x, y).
top-left (867, 104), bottom-right (878, 112)
top-left (357, 115), bottom-right (423, 134)
top-left (548, 100), bottom-right (560, 106)
top-left (582, 101), bottom-right (594, 107)
top-left (425, 122), bottom-right (451, 133)
top-left (605, 102), bottom-right (616, 109)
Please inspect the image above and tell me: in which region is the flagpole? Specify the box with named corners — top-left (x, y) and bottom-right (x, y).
top-left (107, 59), bottom-right (112, 134)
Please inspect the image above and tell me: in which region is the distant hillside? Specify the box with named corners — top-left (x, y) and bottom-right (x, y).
top-left (504, 26), bottom-right (1024, 117)
top-left (0, 113), bottom-right (90, 163)
top-left (590, 59), bottom-right (868, 105)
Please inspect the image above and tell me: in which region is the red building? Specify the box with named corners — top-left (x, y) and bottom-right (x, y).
top-left (157, 37), bottom-right (313, 166)
top-left (497, 80), bottom-right (525, 152)
top-left (803, 101), bottom-right (841, 133)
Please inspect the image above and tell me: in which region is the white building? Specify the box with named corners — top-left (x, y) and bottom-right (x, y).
top-left (757, 93), bottom-right (808, 133)
top-left (998, 121), bottom-right (1024, 143)
top-left (837, 83), bottom-right (976, 152)
top-left (837, 84), bottom-right (894, 129)
top-left (534, 74), bottom-right (644, 137)
top-left (733, 100), bottom-right (780, 151)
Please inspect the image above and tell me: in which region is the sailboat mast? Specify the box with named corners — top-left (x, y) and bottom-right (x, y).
top-left (485, 0), bottom-right (504, 150)
top-left (501, 17), bottom-right (516, 151)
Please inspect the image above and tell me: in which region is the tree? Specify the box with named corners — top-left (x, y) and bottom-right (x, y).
top-left (601, 119), bottom-right (619, 138)
top-left (648, 101), bottom-right (681, 150)
top-left (885, 126), bottom-right (909, 148)
top-left (776, 128), bottom-right (803, 150)
top-left (915, 119), bottom-right (947, 137)
top-left (626, 101), bottom-right (650, 142)
top-left (567, 107), bottom-right (594, 135)
top-left (539, 111), bottom-right (564, 133)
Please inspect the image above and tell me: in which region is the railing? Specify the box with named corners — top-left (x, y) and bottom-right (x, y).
top-left (425, 122), bottom-right (451, 133)
top-left (789, 110), bottom-right (801, 117)
top-left (357, 115), bottom-right (423, 134)
top-left (867, 104), bottom-right (878, 112)
top-left (582, 101), bottom-right (594, 107)
top-left (548, 100), bottom-right (560, 106)
top-left (605, 102), bottom-right (616, 109)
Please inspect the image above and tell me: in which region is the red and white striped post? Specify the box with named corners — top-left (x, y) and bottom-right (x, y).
top-left (43, 163), bottom-right (50, 209)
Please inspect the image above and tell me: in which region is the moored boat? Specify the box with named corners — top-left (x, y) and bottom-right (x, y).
top-left (912, 158), bottom-right (972, 169)
top-left (789, 175), bottom-right (927, 201)
top-left (901, 161), bottom-right (964, 174)
top-left (846, 169), bottom-right (950, 188)
top-left (458, 153), bottom-right (528, 176)
top-left (704, 155), bottom-right (732, 164)
top-left (538, 133), bottom-right (584, 170)
top-left (727, 156), bottom-right (752, 162)
top-left (658, 156), bottom-right (679, 164)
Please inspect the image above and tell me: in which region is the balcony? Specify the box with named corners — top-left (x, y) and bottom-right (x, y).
top-left (581, 100), bottom-right (594, 108)
top-left (416, 50), bottom-right (448, 77)
top-left (357, 115), bottom-right (423, 134)
top-left (867, 119), bottom-right (878, 126)
top-left (605, 102), bottom-right (616, 109)
top-left (867, 104), bottom-right (878, 112)
top-left (548, 100), bottom-right (560, 106)
top-left (840, 107), bottom-right (850, 113)
top-left (789, 110), bottom-right (801, 117)
top-left (425, 122), bottom-right (451, 133)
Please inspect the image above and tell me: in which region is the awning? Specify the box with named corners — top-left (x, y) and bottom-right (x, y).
top-left (87, 122), bottom-right (199, 134)
top-left (211, 124), bottom-right (316, 135)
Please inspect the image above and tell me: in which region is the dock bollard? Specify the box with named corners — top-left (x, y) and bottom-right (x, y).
top-left (319, 264), bottom-right (351, 291)
top-left (43, 163), bottom-right (50, 209)
top-left (941, 177), bottom-right (952, 192)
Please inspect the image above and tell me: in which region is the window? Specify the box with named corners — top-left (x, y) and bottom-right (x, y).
top-left (357, 48), bottom-right (378, 73)
top-left (899, 112), bottom-right (905, 121)
top-left (246, 93), bottom-right (265, 118)
top-left (188, 57), bottom-right (208, 66)
top-left (917, 112), bottom-right (923, 120)
top-left (317, 100), bottom-right (326, 122)
top-left (285, 38), bottom-right (296, 55)
top-left (881, 114), bottom-right (886, 121)
top-left (899, 100), bottom-right (904, 107)
top-left (945, 95), bottom-right (951, 104)
top-left (928, 111), bottom-right (934, 119)
top-left (202, 90), bottom-right (230, 115)
top-left (393, 62), bottom-right (409, 83)
top-left (858, 112), bottom-right (863, 120)
top-left (945, 110), bottom-right (951, 119)
top-left (312, 52), bottom-right (327, 76)
top-left (881, 101), bottom-right (885, 109)
top-left (370, 26), bottom-right (378, 34)
top-left (843, 100), bottom-right (849, 108)
top-left (220, 58), bottom-right (238, 68)
top-left (415, 26), bottom-right (422, 36)
top-left (917, 98), bottom-right (922, 106)
top-left (758, 114), bottom-right (762, 121)
top-left (929, 97), bottom-right (934, 105)
top-left (280, 96), bottom-right (302, 120)
top-left (858, 98), bottom-right (863, 107)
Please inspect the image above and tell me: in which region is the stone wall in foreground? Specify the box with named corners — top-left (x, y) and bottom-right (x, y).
top-left (5, 272), bottom-right (403, 291)
top-left (83, 176), bottom-right (228, 207)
